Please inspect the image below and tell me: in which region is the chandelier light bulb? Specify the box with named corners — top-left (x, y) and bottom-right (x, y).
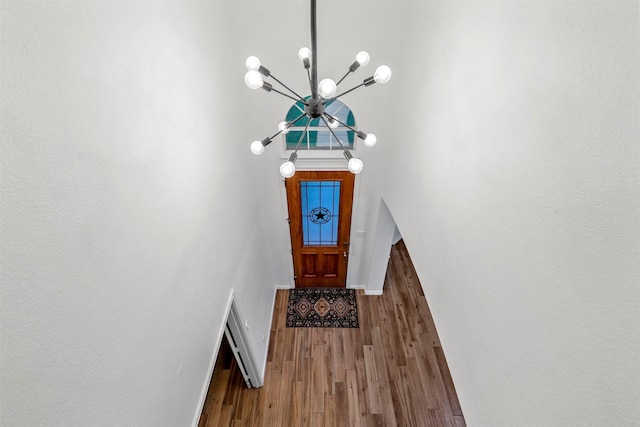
top-left (363, 133), bottom-right (377, 147)
top-left (348, 157), bottom-right (364, 174)
top-left (318, 78), bottom-right (337, 98)
top-left (328, 117), bottom-right (339, 129)
top-left (245, 56), bottom-right (261, 71)
top-left (250, 140), bottom-right (265, 155)
top-left (356, 51), bottom-right (370, 67)
top-left (373, 65), bottom-right (392, 84)
top-left (298, 47), bottom-right (311, 61)
top-left (278, 121), bottom-right (290, 134)
top-left (244, 70), bottom-right (264, 89)
top-left (280, 161), bottom-right (296, 178)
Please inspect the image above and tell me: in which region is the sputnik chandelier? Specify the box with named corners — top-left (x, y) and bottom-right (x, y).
top-left (245, 0), bottom-right (392, 178)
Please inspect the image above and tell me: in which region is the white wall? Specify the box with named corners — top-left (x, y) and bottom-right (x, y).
top-left (357, 1), bottom-right (640, 426)
top-left (365, 199), bottom-right (397, 295)
top-left (0, 2), bottom-right (290, 425)
top-left (2, 1), bottom-right (639, 426)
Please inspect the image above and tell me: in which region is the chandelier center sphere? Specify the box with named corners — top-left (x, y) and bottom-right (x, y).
top-left (305, 96), bottom-right (325, 119)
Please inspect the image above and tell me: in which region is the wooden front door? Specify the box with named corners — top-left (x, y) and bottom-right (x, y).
top-left (285, 171), bottom-right (355, 288)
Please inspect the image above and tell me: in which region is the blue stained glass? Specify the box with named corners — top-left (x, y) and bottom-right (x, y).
top-left (300, 181), bottom-right (341, 246)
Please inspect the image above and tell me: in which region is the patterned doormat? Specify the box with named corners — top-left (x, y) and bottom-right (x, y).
top-left (286, 288), bottom-right (359, 328)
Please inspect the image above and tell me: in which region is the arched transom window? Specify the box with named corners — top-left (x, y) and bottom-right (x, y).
top-left (284, 98), bottom-right (356, 150)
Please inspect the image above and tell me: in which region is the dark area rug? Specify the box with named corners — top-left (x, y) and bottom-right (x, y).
top-left (286, 288), bottom-right (359, 328)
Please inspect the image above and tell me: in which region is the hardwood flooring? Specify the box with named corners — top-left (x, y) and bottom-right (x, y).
top-left (198, 240), bottom-right (465, 426)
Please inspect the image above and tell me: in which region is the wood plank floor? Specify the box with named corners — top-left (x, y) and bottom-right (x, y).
top-left (198, 240), bottom-right (465, 426)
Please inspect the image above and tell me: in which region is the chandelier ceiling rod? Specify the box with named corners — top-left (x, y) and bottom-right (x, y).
top-left (245, 0), bottom-right (392, 178)
top-left (310, 0), bottom-right (319, 99)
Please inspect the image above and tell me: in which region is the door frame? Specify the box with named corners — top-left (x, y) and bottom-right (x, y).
top-left (225, 298), bottom-right (261, 388)
top-left (193, 291), bottom-right (262, 426)
top-left (285, 171), bottom-right (355, 288)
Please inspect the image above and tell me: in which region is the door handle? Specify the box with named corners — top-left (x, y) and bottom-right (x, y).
top-left (343, 251), bottom-right (348, 258)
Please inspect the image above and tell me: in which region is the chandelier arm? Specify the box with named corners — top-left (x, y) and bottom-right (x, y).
top-left (268, 87), bottom-right (307, 104)
top-left (310, 0), bottom-right (318, 99)
top-left (336, 69), bottom-right (352, 87)
top-left (267, 129), bottom-right (286, 141)
top-left (325, 82), bottom-right (366, 103)
top-left (268, 73), bottom-right (307, 104)
top-left (306, 69), bottom-right (313, 97)
top-left (289, 112), bottom-right (309, 127)
top-left (292, 120), bottom-right (312, 155)
top-left (320, 115), bottom-right (350, 154)
top-left (266, 112), bottom-right (307, 141)
top-left (323, 113), bottom-right (362, 135)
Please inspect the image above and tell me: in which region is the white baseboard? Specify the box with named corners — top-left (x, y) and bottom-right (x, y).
top-left (348, 284), bottom-right (384, 295)
top-left (275, 283), bottom-right (379, 295)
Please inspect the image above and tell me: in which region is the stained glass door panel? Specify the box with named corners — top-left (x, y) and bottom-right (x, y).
top-left (300, 181), bottom-right (340, 246)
